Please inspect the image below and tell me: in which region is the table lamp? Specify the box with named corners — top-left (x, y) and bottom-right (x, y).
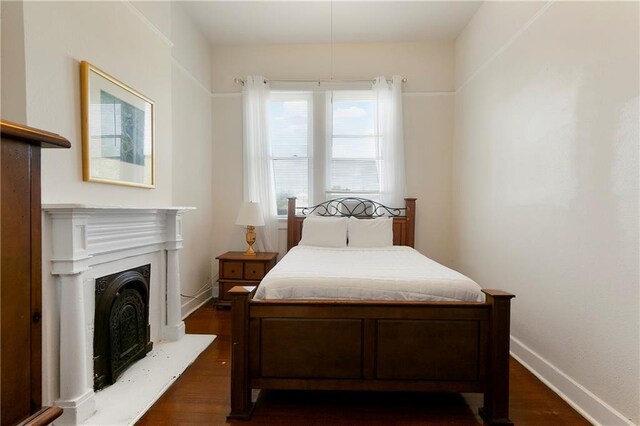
top-left (235, 201), bottom-right (265, 256)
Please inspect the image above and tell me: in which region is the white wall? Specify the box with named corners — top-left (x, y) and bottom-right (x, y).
top-left (453, 2), bottom-right (639, 424)
top-left (1, 0), bottom-right (28, 123)
top-left (170, 2), bottom-right (214, 317)
top-left (23, 1), bottom-right (173, 206)
top-left (170, 2), bottom-right (211, 93)
top-left (18, 0), bottom-right (214, 404)
top-left (211, 94), bottom-right (246, 259)
top-left (211, 42), bottom-right (456, 274)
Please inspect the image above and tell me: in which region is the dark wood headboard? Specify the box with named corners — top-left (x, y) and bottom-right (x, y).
top-left (287, 197), bottom-right (416, 251)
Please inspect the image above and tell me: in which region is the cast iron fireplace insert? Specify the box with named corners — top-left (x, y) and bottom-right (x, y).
top-left (93, 265), bottom-right (153, 391)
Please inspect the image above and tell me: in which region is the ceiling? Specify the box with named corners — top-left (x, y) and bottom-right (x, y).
top-left (180, 1), bottom-right (482, 46)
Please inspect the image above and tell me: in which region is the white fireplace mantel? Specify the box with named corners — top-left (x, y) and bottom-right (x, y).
top-left (43, 204), bottom-right (195, 425)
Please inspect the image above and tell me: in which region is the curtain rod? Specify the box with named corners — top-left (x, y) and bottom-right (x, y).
top-left (233, 77), bottom-right (407, 86)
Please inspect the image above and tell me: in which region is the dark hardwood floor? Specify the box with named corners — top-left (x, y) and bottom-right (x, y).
top-left (138, 303), bottom-right (590, 425)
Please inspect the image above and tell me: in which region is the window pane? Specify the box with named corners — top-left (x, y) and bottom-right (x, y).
top-left (269, 92), bottom-right (312, 215)
top-left (273, 158), bottom-right (309, 215)
top-left (330, 91), bottom-right (380, 196)
top-left (269, 99), bottom-right (309, 157)
top-left (330, 159), bottom-right (379, 192)
top-left (332, 98), bottom-right (375, 136)
top-left (332, 137), bottom-right (377, 159)
top-left (271, 137), bottom-right (308, 157)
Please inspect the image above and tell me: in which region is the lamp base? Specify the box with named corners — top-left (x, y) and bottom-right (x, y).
top-left (244, 225), bottom-right (257, 256)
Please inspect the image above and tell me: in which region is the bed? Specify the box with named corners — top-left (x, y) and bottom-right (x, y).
top-left (228, 197), bottom-right (515, 425)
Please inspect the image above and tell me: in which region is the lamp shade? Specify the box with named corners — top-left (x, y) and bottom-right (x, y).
top-left (235, 202), bottom-right (265, 226)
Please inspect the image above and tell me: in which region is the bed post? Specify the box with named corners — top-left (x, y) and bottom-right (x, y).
top-left (287, 197), bottom-right (297, 251)
top-left (480, 289), bottom-right (515, 425)
top-left (227, 286), bottom-right (257, 420)
top-left (404, 198), bottom-right (417, 248)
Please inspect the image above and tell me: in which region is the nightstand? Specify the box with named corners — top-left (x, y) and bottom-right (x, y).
top-left (215, 251), bottom-right (278, 308)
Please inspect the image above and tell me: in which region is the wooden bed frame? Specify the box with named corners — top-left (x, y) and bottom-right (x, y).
top-left (228, 197), bottom-right (514, 425)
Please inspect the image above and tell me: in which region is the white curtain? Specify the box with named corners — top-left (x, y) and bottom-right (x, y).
top-left (373, 75), bottom-right (407, 207)
top-left (242, 75), bottom-right (278, 252)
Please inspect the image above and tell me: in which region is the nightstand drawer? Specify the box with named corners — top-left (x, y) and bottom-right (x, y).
top-left (222, 262), bottom-right (243, 279)
top-left (244, 263), bottom-right (265, 280)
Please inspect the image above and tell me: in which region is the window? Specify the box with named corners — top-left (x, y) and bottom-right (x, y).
top-left (328, 91), bottom-right (379, 200)
top-left (269, 89), bottom-right (382, 216)
top-left (268, 92), bottom-right (312, 215)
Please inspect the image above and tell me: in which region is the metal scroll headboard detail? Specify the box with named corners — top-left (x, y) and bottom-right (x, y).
top-left (299, 197), bottom-right (406, 217)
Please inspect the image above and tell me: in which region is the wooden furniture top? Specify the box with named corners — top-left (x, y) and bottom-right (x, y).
top-left (216, 251), bottom-right (278, 261)
top-left (18, 406), bottom-right (63, 426)
top-left (1, 119), bottom-right (71, 148)
top-left (1, 120), bottom-right (70, 425)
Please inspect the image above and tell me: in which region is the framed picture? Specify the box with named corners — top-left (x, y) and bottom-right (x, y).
top-left (81, 61), bottom-right (155, 188)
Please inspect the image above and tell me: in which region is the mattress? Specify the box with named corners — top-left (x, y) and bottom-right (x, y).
top-left (253, 246), bottom-right (483, 302)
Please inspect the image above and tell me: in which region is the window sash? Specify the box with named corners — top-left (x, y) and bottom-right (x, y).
top-left (327, 91), bottom-right (380, 197)
top-left (269, 91), bottom-right (313, 215)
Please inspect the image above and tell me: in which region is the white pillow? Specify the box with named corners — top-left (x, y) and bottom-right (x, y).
top-left (347, 216), bottom-right (394, 248)
top-left (299, 216), bottom-right (348, 248)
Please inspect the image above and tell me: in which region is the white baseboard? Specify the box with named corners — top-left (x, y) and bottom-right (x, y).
top-left (510, 335), bottom-right (635, 426)
top-left (180, 286), bottom-right (213, 320)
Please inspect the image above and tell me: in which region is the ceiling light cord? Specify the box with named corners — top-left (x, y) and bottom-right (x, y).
top-left (330, 0), bottom-right (333, 82)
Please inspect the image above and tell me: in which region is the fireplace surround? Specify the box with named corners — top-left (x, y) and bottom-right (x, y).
top-left (43, 205), bottom-right (193, 425)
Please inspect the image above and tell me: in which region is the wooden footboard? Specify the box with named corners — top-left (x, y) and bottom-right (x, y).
top-left (228, 287), bottom-right (514, 425)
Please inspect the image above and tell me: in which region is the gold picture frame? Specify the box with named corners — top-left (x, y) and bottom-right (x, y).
top-left (81, 61), bottom-right (155, 188)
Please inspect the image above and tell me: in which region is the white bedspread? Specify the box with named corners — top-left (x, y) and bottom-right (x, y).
top-left (254, 246), bottom-right (483, 302)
